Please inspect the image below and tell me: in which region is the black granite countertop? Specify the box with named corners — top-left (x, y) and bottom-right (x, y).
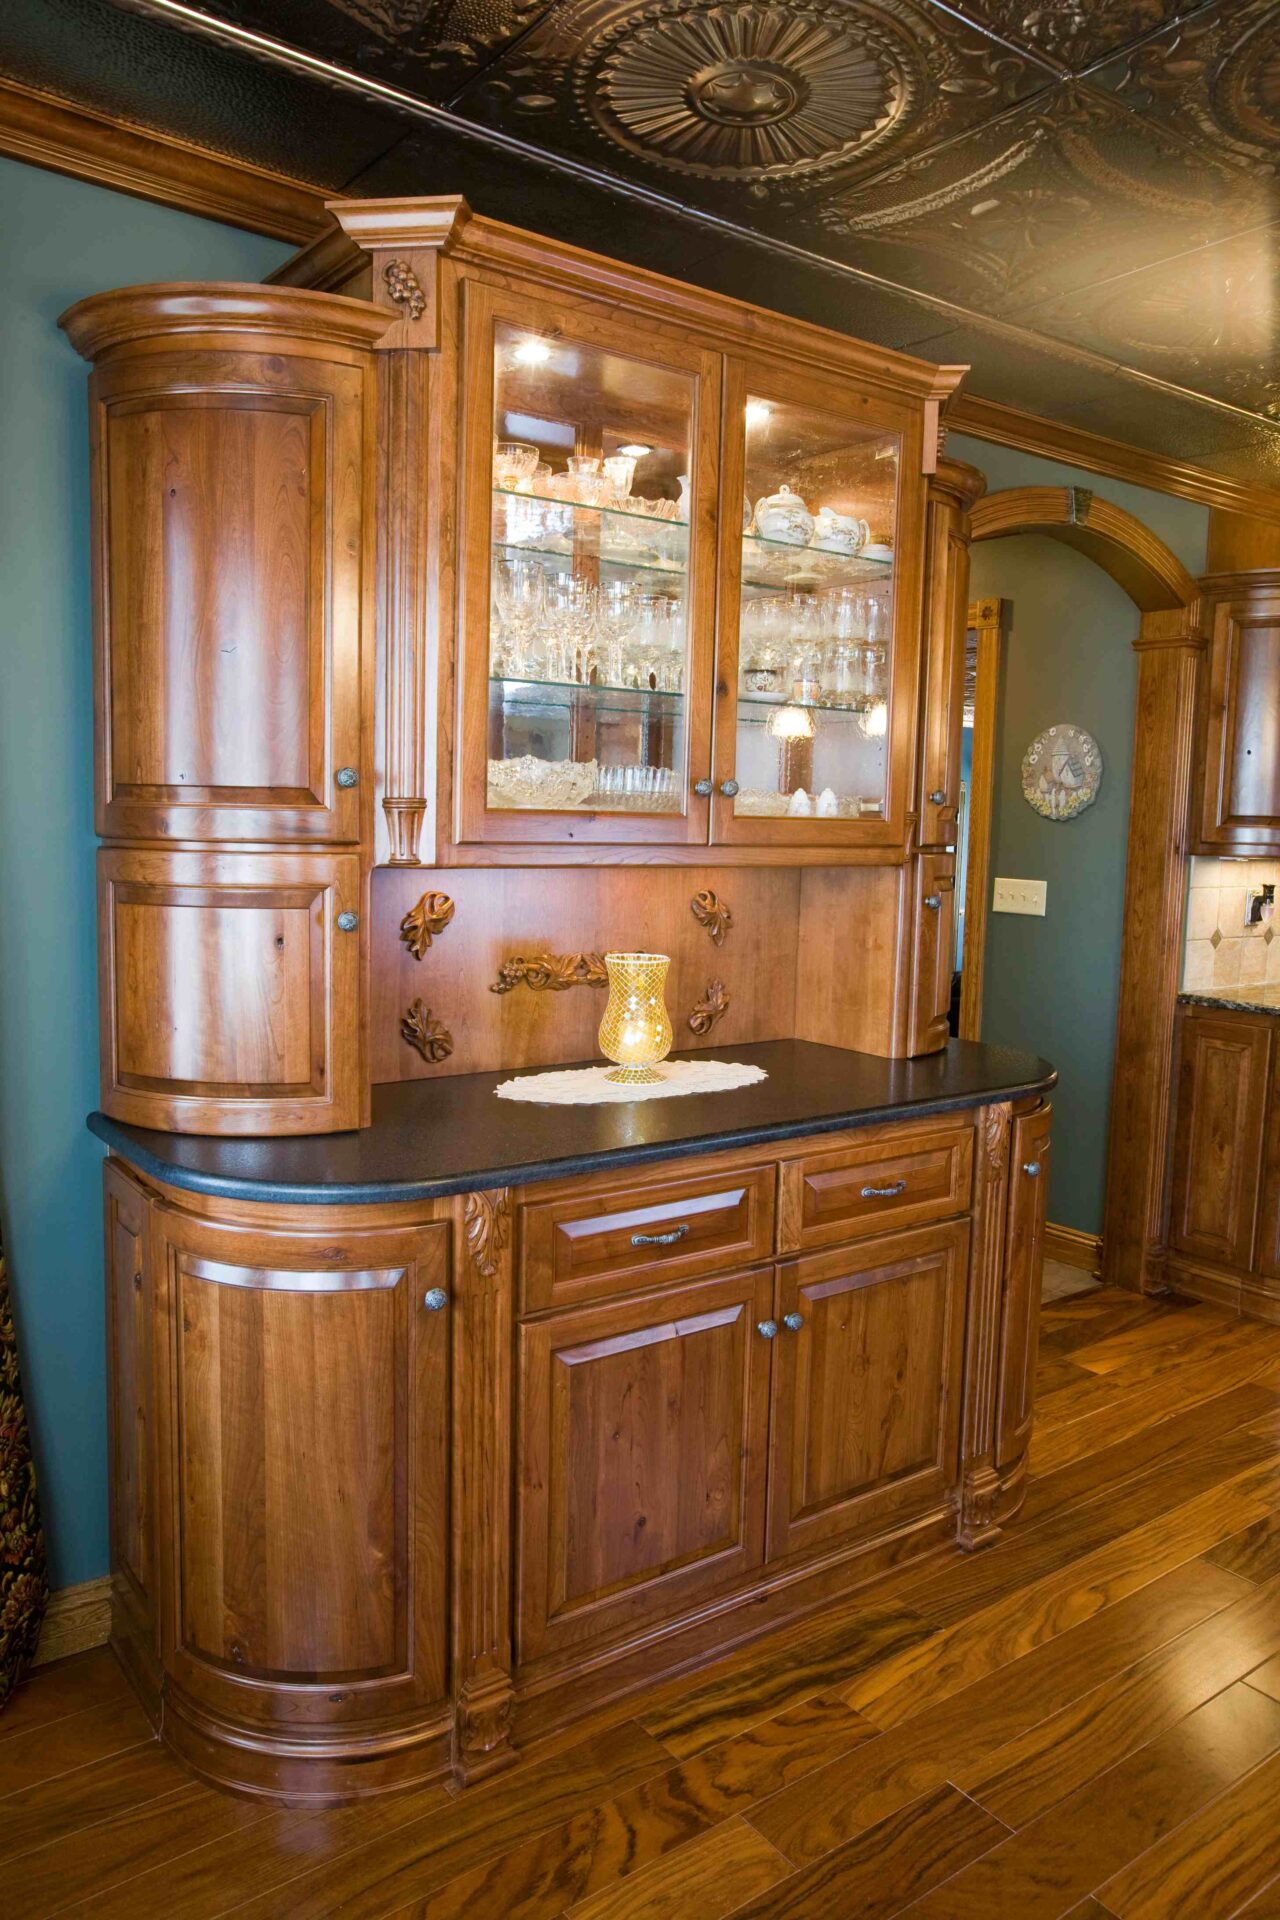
top-left (1178, 988), bottom-right (1280, 1016)
top-left (87, 1038), bottom-right (1056, 1206)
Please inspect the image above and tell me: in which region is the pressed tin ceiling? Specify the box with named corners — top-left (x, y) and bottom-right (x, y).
top-left (4, 0), bottom-right (1280, 483)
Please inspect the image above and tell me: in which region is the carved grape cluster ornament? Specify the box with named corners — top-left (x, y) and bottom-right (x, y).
top-left (1020, 724), bottom-right (1102, 821)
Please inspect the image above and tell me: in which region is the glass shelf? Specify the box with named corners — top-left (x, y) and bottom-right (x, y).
top-left (491, 674), bottom-right (681, 715)
top-left (493, 490), bottom-right (689, 576)
top-left (739, 534), bottom-right (893, 592)
top-left (492, 538), bottom-right (688, 582)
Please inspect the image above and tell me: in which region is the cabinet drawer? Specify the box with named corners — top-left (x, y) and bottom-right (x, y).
top-left (778, 1124), bottom-right (974, 1252)
top-left (519, 1164), bottom-right (776, 1313)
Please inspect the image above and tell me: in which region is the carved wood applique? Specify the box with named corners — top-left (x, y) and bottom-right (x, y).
top-left (400, 890), bottom-right (455, 959)
top-left (464, 1189), bottom-right (511, 1279)
top-left (383, 257), bottom-right (426, 321)
top-left (489, 953), bottom-right (608, 995)
top-left (401, 1000), bottom-right (453, 1063)
top-left (688, 979), bottom-right (730, 1036)
top-left (690, 888), bottom-right (733, 946)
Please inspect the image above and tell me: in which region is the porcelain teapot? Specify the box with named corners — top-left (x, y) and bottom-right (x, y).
top-left (753, 484), bottom-right (814, 546)
top-left (810, 506), bottom-right (870, 555)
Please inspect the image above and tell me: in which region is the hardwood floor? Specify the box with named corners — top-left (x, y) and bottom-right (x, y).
top-left (9, 1283), bottom-right (1280, 1918)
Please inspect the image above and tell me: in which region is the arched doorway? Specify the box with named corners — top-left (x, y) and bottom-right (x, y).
top-left (962, 483), bottom-right (1202, 1295)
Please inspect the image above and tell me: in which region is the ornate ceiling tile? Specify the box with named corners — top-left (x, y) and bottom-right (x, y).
top-left (804, 82), bottom-right (1273, 312)
top-left (1091, 0), bottom-right (1280, 174)
top-left (941, 0), bottom-right (1199, 75)
top-left (1021, 223), bottom-right (1280, 419)
top-left (452, 0), bottom-right (1056, 204)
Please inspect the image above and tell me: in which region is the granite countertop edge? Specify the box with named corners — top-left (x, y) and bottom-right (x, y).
top-left (86, 1040), bottom-right (1057, 1207)
top-left (1178, 989), bottom-right (1280, 1017)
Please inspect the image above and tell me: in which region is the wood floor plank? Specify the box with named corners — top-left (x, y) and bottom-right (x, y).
top-left (727, 1785), bottom-right (1008, 1919)
top-left (1245, 1650), bottom-right (1280, 1701)
top-left (0, 1740), bottom-right (192, 1862)
top-left (0, 1651), bottom-right (131, 1744)
top-left (636, 1599), bottom-right (933, 1760)
top-left (845, 1555), bottom-right (1249, 1732)
top-left (1031, 1336), bottom-right (1280, 1446)
top-left (1097, 1747), bottom-right (1280, 1918)
top-left (960, 1568), bottom-right (1280, 1828)
top-left (1019, 1384), bottom-right (1280, 1531)
top-left (903, 1682), bottom-right (1280, 1919)
top-left (1039, 1300), bottom-right (1170, 1359)
top-left (0, 1781), bottom-right (270, 1920)
top-left (1233, 1878), bottom-right (1280, 1917)
top-left (1205, 1510), bottom-right (1280, 1584)
top-left (1029, 1351), bottom-right (1280, 1476)
top-left (1067, 1305), bottom-right (1220, 1374)
top-left (221, 1721), bottom-right (672, 1920)
top-left (1069, 1317), bottom-right (1280, 1393)
top-left (399, 1697), bottom-right (878, 1920)
top-left (1036, 1355), bottom-right (1099, 1398)
top-left (0, 1698), bottom-right (154, 1798)
top-left (566, 1818), bottom-right (791, 1920)
top-left (746, 1562), bottom-right (1244, 1870)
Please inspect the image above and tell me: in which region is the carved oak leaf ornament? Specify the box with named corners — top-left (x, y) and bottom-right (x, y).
top-left (489, 952), bottom-right (608, 994)
top-left (690, 889), bottom-right (733, 945)
top-left (400, 890), bottom-right (455, 959)
top-left (688, 979), bottom-right (730, 1036)
top-left (401, 999), bottom-right (453, 1063)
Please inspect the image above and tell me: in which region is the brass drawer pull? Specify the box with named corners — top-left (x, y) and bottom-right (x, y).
top-left (630, 1224), bottom-right (690, 1248)
top-left (861, 1180), bottom-right (907, 1199)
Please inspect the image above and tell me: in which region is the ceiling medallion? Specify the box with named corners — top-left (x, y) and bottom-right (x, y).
top-left (578, 2), bottom-right (917, 182)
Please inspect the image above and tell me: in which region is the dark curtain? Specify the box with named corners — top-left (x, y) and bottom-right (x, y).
top-left (0, 1216), bottom-right (46, 1706)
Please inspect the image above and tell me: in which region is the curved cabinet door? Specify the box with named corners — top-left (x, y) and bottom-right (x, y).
top-left (89, 342), bottom-right (375, 846)
top-left (157, 1212), bottom-right (450, 1775)
top-left (104, 1161), bottom-right (158, 1676)
top-left (98, 847), bottom-right (361, 1135)
top-left (768, 1220), bottom-right (969, 1564)
top-left (516, 1268), bottom-right (772, 1665)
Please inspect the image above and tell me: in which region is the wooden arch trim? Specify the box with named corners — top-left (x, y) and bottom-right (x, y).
top-left (970, 486), bottom-right (1197, 613)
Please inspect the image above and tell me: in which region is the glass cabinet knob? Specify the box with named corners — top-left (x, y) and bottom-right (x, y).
top-left (923, 894), bottom-right (942, 910)
top-left (1023, 1160), bottom-right (1041, 1178)
top-left (336, 910), bottom-right (359, 933)
top-left (720, 779), bottom-right (740, 798)
top-left (693, 778), bottom-right (714, 797)
top-left (423, 1287), bottom-right (449, 1311)
top-left (929, 789), bottom-right (946, 805)
top-left (757, 1319), bottom-right (778, 1340)
top-left (783, 1311), bottom-right (804, 1332)
top-left (336, 767), bottom-right (359, 789)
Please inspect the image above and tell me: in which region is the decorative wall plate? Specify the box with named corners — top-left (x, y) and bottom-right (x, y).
top-left (1021, 724), bottom-right (1102, 820)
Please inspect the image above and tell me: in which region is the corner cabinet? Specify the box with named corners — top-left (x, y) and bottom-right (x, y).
top-left (61, 287), bottom-right (392, 1135)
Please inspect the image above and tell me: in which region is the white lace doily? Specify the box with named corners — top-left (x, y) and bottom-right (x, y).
top-left (494, 1060), bottom-right (768, 1105)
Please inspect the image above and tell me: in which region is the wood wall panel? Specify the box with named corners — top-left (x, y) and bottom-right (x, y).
top-left (371, 865), bottom-right (802, 1081)
top-left (793, 865), bottom-right (909, 1058)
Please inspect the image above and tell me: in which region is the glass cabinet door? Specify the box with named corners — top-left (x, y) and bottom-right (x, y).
top-left (456, 285), bottom-right (719, 848)
top-left (711, 359), bottom-right (925, 849)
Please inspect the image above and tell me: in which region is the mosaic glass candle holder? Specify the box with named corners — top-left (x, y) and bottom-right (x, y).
top-left (598, 952), bottom-right (673, 1084)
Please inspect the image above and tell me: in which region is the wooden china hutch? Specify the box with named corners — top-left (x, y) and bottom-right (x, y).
top-left (63, 198), bottom-right (1052, 1802)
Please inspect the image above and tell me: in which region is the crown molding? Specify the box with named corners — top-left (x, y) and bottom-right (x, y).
top-left (950, 393), bottom-right (1280, 527)
top-left (0, 76), bottom-right (328, 243)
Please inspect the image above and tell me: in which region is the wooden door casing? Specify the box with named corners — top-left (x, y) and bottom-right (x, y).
top-left (87, 337), bottom-right (376, 847)
top-left (516, 1267), bottom-right (773, 1665)
top-left (995, 1104), bottom-right (1052, 1470)
top-left (1197, 581), bottom-right (1280, 853)
top-left (710, 352), bottom-right (926, 855)
top-left (104, 1160), bottom-right (157, 1655)
top-left (452, 277), bottom-right (721, 852)
top-left (159, 1211), bottom-right (450, 1731)
top-left (1169, 1011), bottom-right (1271, 1271)
top-left (97, 847), bottom-right (362, 1135)
top-left (768, 1220), bottom-right (969, 1564)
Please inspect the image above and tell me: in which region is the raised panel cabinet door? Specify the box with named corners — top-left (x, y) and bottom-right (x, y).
top-left (711, 353), bottom-right (926, 854)
top-left (89, 343), bottom-right (375, 845)
top-left (768, 1220), bottom-right (969, 1564)
top-left (160, 1215), bottom-right (450, 1735)
top-left (516, 1268), bottom-right (773, 1665)
top-left (1198, 586), bottom-right (1280, 851)
top-left (1169, 1011), bottom-right (1271, 1270)
top-left (918, 461), bottom-right (983, 848)
top-left (98, 846), bottom-right (362, 1135)
top-left (995, 1104), bottom-right (1052, 1471)
top-left (453, 278), bottom-right (721, 852)
top-left (907, 853), bottom-right (957, 1056)
top-left (1255, 1044), bottom-right (1280, 1285)
top-left (103, 1160), bottom-right (156, 1655)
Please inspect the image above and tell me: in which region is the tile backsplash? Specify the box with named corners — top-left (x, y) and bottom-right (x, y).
top-left (1184, 856), bottom-right (1280, 991)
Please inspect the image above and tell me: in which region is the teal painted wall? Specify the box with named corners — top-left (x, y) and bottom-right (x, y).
top-left (949, 433), bottom-right (1209, 1238)
top-left (0, 156), bottom-right (288, 1587)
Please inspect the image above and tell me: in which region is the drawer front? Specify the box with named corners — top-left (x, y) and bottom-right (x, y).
top-left (778, 1124), bottom-right (974, 1253)
top-left (520, 1164), bottom-right (776, 1313)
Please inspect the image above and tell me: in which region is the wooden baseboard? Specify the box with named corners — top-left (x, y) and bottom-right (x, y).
top-left (1044, 1222), bottom-right (1104, 1276)
top-left (33, 1575), bottom-right (112, 1666)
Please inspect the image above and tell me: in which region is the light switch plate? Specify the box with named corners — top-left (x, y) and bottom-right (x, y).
top-left (993, 877), bottom-right (1047, 917)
